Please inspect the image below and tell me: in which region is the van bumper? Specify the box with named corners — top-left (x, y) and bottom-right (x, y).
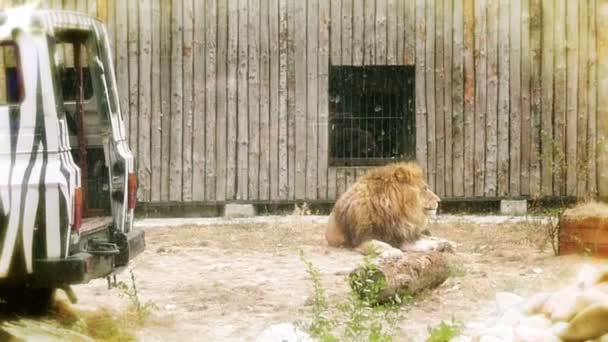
top-left (30, 228), bottom-right (145, 288)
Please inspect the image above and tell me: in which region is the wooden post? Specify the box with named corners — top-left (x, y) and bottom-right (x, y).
top-left (96, 0), bottom-right (108, 22)
top-left (598, 0), bottom-right (608, 199)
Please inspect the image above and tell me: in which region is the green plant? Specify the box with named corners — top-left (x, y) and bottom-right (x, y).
top-left (298, 250), bottom-right (337, 340)
top-left (115, 269), bottom-right (157, 325)
top-left (298, 250), bottom-right (405, 342)
top-left (447, 262), bottom-right (466, 278)
top-left (426, 319), bottom-right (464, 342)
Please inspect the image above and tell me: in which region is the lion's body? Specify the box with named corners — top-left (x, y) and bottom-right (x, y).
top-left (325, 162), bottom-right (442, 254)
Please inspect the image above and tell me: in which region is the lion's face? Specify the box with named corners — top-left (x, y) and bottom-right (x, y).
top-left (420, 182), bottom-right (440, 218)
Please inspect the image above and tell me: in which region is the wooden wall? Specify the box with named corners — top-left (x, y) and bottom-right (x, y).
top-left (3, 0), bottom-right (605, 202)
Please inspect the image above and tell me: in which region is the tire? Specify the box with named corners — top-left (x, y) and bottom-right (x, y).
top-left (0, 286), bottom-right (56, 316)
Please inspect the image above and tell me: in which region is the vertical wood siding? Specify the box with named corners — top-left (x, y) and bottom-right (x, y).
top-left (7, 0), bottom-right (603, 202)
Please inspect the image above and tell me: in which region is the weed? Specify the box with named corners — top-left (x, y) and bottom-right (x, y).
top-left (297, 249), bottom-right (337, 340)
top-left (115, 269), bottom-right (158, 325)
top-left (448, 262), bottom-right (466, 278)
top-left (426, 318), bottom-right (464, 342)
top-left (298, 250), bottom-right (404, 342)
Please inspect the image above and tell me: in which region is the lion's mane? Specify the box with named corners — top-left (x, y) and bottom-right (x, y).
top-left (328, 162), bottom-right (429, 248)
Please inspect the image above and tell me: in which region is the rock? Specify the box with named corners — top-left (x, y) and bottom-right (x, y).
top-left (495, 292), bottom-right (525, 312)
top-left (500, 200), bottom-right (528, 215)
top-left (256, 323), bottom-right (314, 342)
top-left (224, 204), bottom-right (256, 218)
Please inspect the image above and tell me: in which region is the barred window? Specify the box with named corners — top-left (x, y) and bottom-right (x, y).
top-left (329, 65), bottom-right (415, 167)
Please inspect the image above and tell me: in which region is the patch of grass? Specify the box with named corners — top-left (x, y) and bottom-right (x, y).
top-left (297, 250), bottom-right (336, 340)
top-left (115, 269), bottom-right (158, 325)
top-left (298, 250), bottom-right (405, 342)
top-left (448, 262), bottom-right (466, 278)
top-left (80, 308), bottom-right (137, 342)
top-left (426, 319), bottom-right (464, 342)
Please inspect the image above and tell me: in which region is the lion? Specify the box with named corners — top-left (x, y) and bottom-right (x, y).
top-left (325, 161), bottom-right (454, 257)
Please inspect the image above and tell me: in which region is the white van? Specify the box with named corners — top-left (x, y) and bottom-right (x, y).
top-left (0, 8), bottom-right (145, 312)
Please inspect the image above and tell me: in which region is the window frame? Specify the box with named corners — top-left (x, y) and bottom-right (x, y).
top-left (328, 65), bottom-right (416, 167)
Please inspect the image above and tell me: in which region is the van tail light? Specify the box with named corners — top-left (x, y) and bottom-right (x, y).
top-left (73, 187), bottom-right (83, 232)
top-left (128, 172), bottom-right (137, 210)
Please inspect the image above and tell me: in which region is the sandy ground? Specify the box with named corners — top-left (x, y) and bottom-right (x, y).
top-left (67, 215), bottom-right (600, 341)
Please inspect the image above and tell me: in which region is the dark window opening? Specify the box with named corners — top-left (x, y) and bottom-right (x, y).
top-left (0, 42), bottom-right (24, 105)
top-left (54, 31), bottom-right (94, 102)
top-left (329, 65), bottom-right (415, 167)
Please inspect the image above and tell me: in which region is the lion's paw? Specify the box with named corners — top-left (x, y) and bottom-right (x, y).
top-left (380, 247), bottom-right (404, 260)
top-left (401, 237), bottom-right (456, 253)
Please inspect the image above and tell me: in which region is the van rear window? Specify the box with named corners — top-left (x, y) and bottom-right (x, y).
top-left (55, 42), bottom-right (94, 101)
top-left (0, 42), bottom-right (24, 105)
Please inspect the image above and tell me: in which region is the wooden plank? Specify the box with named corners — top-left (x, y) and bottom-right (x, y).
top-left (364, 0), bottom-right (375, 65)
top-left (114, 0), bottom-right (128, 165)
top-left (485, 0), bottom-right (498, 196)
top-left (138, 0), bottom-right (152, 201)
top-left (216, 0), bottom-right (228, 201)
top-left (127, 0), bottom-right (138, 167)
top-left (345, 169), bottom-right (356, 191)
top-left (107, 0), bottom-right (115, 60)
top-left (287, 0), bottom-right (296, 199)
top-left (540, 0), bottom-right (554, 196)
top-left (448, 0), bottom-right (464, 197)
top-left (150, 0), bottom-right (161, 202)
top-left (294, 0), bottom-right (307, 199)
top-left (306, 0), bottom-right (318, 200)
top-left (425, 0), bottom-right (435, 190)
top-left (565, 0), bottom-right (578, 196)
top-left (576, 0), bottom-right (589, 197)
top-left (386, 0), bottom-right (397, 64)
top-left (248, 0), bottom-right (260, 200)
top-left (497, 0), bottom-right (510, 197)
top-left (434, 0), bottom-right (444, 196)
top-left (598, 0), bottom-right (608, 198)
top-left (328, 0), bottom-right (341, 199)
top-left (342, 0), bottom-right (352, 65)
top-left (269, 0), bottom-right (280, 200)
top-left (159, 0), bottom-right (171, 200)
top-left (443, 0), bottom-right (453, 197)
top-left (415, 0), bottom-right (427, 177)
top-left (237, 0), bottom-right (249, 200)
top-left (88, 0), bottom-right (97, 18)
top-left (395, 0), bottom-right (404, 64)
top-left (278, 0), bottom-right (289, 199)
top-left (588, 0), bottom-right (598, 195)
top-left (509, 0), bottom-right (521, 196)
top-left (336, 168), bottom-right (346, 197)
top-left (352, 0), bottom-right (364, 65)
top-left (330, 0), bottom-right (342, 65)
top-left (520, 0), bottom-right (532, 196)
top-left (553, 0), bottom-right (567, 195)
top-left (96, 0), bottom-right (106, 22)
top-left (529, 0), bottom-right (542, 197)
top-left (169, 0), bottom-right (183, 201)
top-left (192, 0), bottom-right (206, 201)
top-left (318, 0), bottom-right (330, 200)
top-left (206, 0), bottom-right (218, 201)
top-left (375, 0), bottom-right (387, 65)
top-left (404, 0), bottom-right (415, 65)
top-left (76, 0), bottom-right (86, 13)
top-left (182, 0), bottom-right (194, 201)
top-left (227, 0), bottom-right (239, 199)
top-left (467, 0), bottom-right (478, 197)
top-left (258, 0), bottom-right (270, 201)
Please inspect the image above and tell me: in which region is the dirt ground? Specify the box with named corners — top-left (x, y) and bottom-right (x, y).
top-left (68, 215), bottom-right (601, 341)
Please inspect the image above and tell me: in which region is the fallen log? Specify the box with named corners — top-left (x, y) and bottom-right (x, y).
top-left (349, 252), bottom-right (450, 304)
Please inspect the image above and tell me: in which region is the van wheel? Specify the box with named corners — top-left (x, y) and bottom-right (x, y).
top-left (23, 287), bottom-right (56, 315)
top-left (0, 286), bottom-right (56, 316)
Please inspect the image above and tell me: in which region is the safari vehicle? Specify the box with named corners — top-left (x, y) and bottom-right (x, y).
top-left (0, 7), bottom-right (144, 310)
